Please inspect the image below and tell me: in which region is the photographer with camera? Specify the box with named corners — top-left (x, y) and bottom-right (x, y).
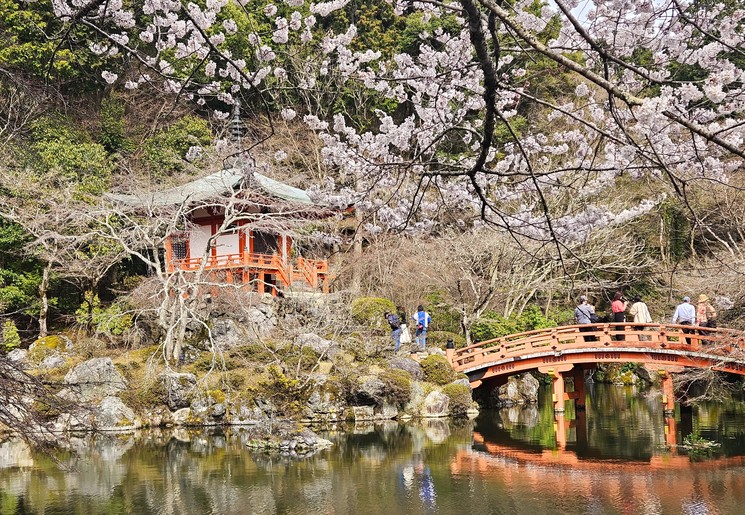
top-left (611, 291), bottom-right (629, 341)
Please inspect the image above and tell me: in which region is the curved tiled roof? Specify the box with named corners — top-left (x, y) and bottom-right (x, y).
top-left (106, 168), bottom-right (313, 207)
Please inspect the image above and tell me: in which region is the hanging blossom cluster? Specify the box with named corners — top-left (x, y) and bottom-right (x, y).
top-left (42, 0), bottom-right (745, 243)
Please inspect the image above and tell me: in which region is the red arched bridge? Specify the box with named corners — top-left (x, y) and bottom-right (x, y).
top-left (445, 322), bottom-right (745, 414)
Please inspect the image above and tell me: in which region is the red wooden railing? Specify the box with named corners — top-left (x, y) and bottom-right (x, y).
top-left (170, 252), bottom-right (329, 292)
top-left (450, 323), bottom-right (745, 373)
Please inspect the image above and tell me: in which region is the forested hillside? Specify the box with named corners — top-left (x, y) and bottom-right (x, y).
top-left (2, 0), bottom-right (745, 352)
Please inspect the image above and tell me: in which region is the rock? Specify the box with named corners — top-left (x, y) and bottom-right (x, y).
top-left (304, 390), bottom-right (341, 422)
top-left (637, 366), bottom-right (654, 383)
top-left (94, 396), bottom-right (136, 430)
top-left (517, 373), bottom-right (540, 401)
top-left (211, 319), bottom-right (247, 349)
top-left (376, 403), bottom-right (398, 420)
top-left (389, 357), bottom-right (423, 380)
top-left (495, 373), bottom-right (539, 407)
top-left (352, 376), bottom-right (386, 405)
top-left (39, 353), bottom-right (67, 370)
top-left (452, 378), bottom-right (472, 389)
top-left (60, 357), bottom-right (127, 402)
top-left (6, 349), bottom-right (28, 365)
top-left (227, 404), bottom-right (267, 425)
top-left (294, 333), bottom-right (337, 357)
top-left (422, 391), bottom-right (449, 418)
top-left (172, 408), bottom-right (192, 425)
top-left (352, 405), bottom-right (375, 421)
top-left (159, 372), bottom-right (197, 410)
top-left (244, 305), bottom-right (277, 340)
top-left (179, 344), bottom-right (201, 365)
top-left (211, 403), bottom-right (226, 418)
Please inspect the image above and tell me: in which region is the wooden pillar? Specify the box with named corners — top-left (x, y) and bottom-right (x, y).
top-left (552, 372), bottom-right (566, 413)
top-left (661, 372), bottom-right (675, 414)
top-left (554, 413), bottom-right (567, 449)
top-left (539, 363), bottom-right (574, 414)
top-left (664, 414), bottom-right (677, 448)
top-left (165, 237), bottom-right (174, 273)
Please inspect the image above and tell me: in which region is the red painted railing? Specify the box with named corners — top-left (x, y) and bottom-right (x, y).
top-left (170, 252), bottom-right (329, 291)
top-left (451, 323), bottom-right (745, 373)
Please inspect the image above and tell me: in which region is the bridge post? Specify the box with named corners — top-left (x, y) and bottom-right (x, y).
top-left (548, 371), bottom-right (566, 413)
top-left (660, 371), bottom-right (675, 414)
top-left (539, 364), bottom-right (574, 413)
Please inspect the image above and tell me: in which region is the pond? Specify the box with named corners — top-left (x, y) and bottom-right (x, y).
top-left (2, 383), bottom-right (745, 514)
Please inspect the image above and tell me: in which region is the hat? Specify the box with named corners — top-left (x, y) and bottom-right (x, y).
top-left (698, 294), bottom-right (709, 302)
top-left (683, 296), bottom-right (690, 302)
top-left (579, 295), bottom-right (587, 302)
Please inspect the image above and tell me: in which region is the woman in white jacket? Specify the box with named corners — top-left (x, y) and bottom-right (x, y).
top-left (629, 295), bottom-right (653, 341)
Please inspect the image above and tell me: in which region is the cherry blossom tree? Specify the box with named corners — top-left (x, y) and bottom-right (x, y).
top-left (39, 0), bottom-right (745, 262)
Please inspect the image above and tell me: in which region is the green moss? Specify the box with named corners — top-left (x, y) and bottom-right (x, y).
top-left (420, 354), bottom-right (457, 386)
top-left (350, 297), bottom-right (396, 327)
top-left (29, 335), bottom-right (65, 362)
top-left (225, 372), bottom-right (246, 390)
top-left (442, 383), bottom-right (472, 417)
top-left (380, 369), bottom-right (412, 408)
top-left (206, 389), bottom-right (226, 404)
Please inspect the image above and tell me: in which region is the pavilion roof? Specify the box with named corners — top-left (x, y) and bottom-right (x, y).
top-left (106, 167), bottom-right (314, 208)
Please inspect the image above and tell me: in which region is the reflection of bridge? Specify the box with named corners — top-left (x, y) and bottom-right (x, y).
top-left (446, 323), bottom-right (745, 414)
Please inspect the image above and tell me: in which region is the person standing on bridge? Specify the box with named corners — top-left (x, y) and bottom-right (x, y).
top-left (611, 291), bottom-right (629, 341)
top-left (575, 295), bottom-right (598, 342)
top-left (629, 295), bottom-right (653, 341)
top-left (672, 296), bottom-right (696, 344)
top-left (696, 294), bottom-right (717, 344)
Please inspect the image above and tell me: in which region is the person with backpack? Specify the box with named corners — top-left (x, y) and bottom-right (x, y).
top-left (412, 305), bottom-right (432, 350)
top-left (574, 295), bottom-right (598, 342)
top-left (385, 310), bottom-right (403, 352)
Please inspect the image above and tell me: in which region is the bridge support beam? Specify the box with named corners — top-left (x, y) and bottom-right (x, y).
top-left (539, 363), bottom-right (574, 414)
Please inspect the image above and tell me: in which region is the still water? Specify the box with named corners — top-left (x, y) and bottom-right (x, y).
top-left (3, 384), bottom-right (745, 514)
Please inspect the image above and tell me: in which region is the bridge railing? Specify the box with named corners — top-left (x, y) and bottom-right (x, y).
top-left (451, 323), bottom-right (745, 372)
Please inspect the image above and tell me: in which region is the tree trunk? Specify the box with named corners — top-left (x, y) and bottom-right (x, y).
top-left (350, 209), bottom-right (364, 293)
top-left (38, 263), bottom-right (51, 338)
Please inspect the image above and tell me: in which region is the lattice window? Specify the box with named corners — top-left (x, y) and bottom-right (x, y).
top-left (172, 240), bottom-right (188, 260)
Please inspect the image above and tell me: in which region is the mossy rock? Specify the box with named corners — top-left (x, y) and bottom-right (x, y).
top-left (442, 383), bottom-right (472, 417)
top-left (350, 297), bottom-right (396, 328)
top-left (420, 354), bottom-right (457, 386)
top-left (380, 369), bottom-right (412, 408)
top-left (29, 335), bottom-right (70, 362)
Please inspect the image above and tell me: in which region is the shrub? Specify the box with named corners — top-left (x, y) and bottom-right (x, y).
top-left (2, 320), bottom-right (21, 352)
top-left (380, 369), bottom-right (412, 408)
top-left (471, 305), bottom-right (557, 342)
top-left (442, 383), bottom-right (472, 417)
top-left (257, 366), bottom-right (309, 416)
top-left (75, 292), bottom-right (133, 337)
top-left (425, 331), bottom-right (466, 349)
top-left (420, 354), bottom-right (456, 386)
top-left (143, 115), bottom-right (212, 175)
top-left (424, 291), bottom-right (462, 333)
top-left (225, 371), bottom-right (247, 390)
top-left (284, 346), bottom-right (320, 374)
top-left (99, 96), bottom-right (132, 153)
top-left (350, 297), bottom-right (395, 328)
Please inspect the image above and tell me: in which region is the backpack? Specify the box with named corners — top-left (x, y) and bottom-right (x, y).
top-left (387, 313), bottom-right (401, 330)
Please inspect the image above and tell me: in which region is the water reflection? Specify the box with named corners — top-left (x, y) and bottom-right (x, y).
top-left (2, 385), bottom-right (745, 513)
